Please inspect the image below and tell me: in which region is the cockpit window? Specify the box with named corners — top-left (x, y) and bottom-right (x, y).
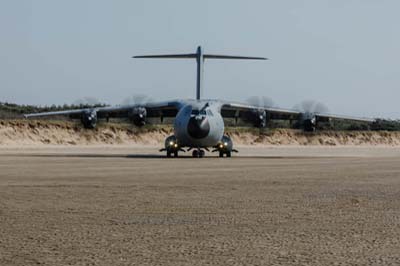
top-left (191, 110), bottom-right (206, 116)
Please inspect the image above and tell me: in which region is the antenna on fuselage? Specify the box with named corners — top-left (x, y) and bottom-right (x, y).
top-left (133, 46), bottom-right (267, 100)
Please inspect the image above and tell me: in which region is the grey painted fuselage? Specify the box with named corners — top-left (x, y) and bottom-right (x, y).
top-left (174, 99), bottom-right (224, 148)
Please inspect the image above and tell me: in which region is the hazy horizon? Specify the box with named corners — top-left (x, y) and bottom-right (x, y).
top-left (1, 1), bottom-right (399, 118)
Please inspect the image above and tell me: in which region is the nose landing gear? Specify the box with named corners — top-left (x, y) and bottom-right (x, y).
top-left (192, 149), bottom-right (205, 158)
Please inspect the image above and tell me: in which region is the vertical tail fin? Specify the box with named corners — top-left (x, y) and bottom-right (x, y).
top-left (133, 46), bottom-right (267, 100)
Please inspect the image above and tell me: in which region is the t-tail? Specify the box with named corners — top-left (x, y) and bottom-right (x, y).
top-left (133, 46), bottom-right (267, 100)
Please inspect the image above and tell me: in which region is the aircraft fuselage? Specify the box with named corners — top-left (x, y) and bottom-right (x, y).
top-left (174, 100), bottom-right (224, 148)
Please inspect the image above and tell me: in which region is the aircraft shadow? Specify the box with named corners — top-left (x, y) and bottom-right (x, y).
top-left (1, 153), bottom-right (330, 160)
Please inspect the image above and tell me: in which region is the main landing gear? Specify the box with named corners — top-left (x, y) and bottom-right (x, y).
top-left (166, 150), bottom-right (179, 158)
top-left (160, 135), bottom-right (238, 159)
top-left (212, 135), bottom-right (238, 158)
top-left (160, 135), bottom-right (183, 158)
top-left (219, 150), bottom-right (231, 158)
top-left (192, 149), bottom-right (205, 158)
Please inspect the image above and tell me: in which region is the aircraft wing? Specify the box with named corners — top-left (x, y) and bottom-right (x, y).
top-left (24, 101), bottom-right (181, 120)
top-left (220, 102), bottom-right (301, 121)
top-left (24, 109), bottom-right (87, 118)
top-left (220, 101), bottom-right (375, 124)
top-left (312, 113), bottom-right (375, 123)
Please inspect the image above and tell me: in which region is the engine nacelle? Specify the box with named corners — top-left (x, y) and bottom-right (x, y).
top-left (245, 109), bottom-right (267, 128)
top-left (81, 110), bottom-right (97, 129)
top-left (300, 112), bottom-right (317, 132)
top-left (129, 107), bottom-right (147, 127)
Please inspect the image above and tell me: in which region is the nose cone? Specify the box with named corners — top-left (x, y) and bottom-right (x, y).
top-left (187, 116), bottom-right (210, 139)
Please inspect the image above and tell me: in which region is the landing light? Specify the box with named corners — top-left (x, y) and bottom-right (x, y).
top-left (169, 141), bottom-right (174, 146)
top-left (174, 144), bottom-right (178, 148)
top-left (219, 144), bottom-right (224, 148)
top-left (224, 142), bottom-right (228, 146)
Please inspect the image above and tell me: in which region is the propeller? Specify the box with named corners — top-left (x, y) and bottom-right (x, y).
top-left (244, 96), bottom-right (274, 128)
top-left (293, 100), bottom-right (329, 132)
top-left (73, 97), bottom-right (102, 106)
top-left (294, 100), bottom-right (329, 114)
top-left (121, 94), bottom-right (154, 126)
top-left (246, 96), bottom-right (275, 109)
top-left (121, 94), bottom-right (153, 106)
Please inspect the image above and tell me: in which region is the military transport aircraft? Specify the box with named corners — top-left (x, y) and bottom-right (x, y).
top-left (25, 46), bottom-right (374, 158)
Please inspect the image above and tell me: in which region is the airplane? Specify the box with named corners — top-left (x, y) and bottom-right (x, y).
top-left (25, 46), bottom-right (375, 158)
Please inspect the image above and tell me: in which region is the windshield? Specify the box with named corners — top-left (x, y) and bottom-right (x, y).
top-left (191, 110), bottom-right (206, 116)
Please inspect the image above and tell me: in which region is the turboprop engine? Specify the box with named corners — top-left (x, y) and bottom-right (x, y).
top-left (294, 100), bottom-right (329, 132)
top-left (129, 107), bottom-right (147, 127)
top-left (243, 109), bottom-right (268, 128)
top-left (254, 110), bottom-right (268, 128)
top-left (81, 110), bottom-right (97, 129)
top-left (300, 112), bottom-right (317, 132)
top-left (245, 96), bottom-right (274, 128)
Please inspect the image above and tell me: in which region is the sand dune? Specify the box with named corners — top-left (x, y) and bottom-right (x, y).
top-left (1, 120), bottom-right (400, 146)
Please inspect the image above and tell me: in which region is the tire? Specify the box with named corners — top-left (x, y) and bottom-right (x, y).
top-left (199, 150), bottom-right (205, 158)
top-left (167, 151), bottom-right (172, 158)
top-left (192, 150), bottom-right (199, 158)
top-left (219, 151), bottom-right (224, 158)
top-left (174, 151), bottom-right (178, 157)
top-left (226, 151), bottom-right (231, 158)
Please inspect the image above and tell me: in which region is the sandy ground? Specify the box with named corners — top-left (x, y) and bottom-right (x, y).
top-left (3, 120), bottom-right (400, 146)
top-left (1, 146), bottom-right (400, 265)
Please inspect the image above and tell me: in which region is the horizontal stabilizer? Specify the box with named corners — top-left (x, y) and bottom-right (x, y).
top-left (133, 54), bottom-right (267, 60)
top-left (133, 46), bottom-right (268, 100)
top-left (133, 54), bottom-right (196, 59)
top-left (204, 54), bottom-right (267, 60)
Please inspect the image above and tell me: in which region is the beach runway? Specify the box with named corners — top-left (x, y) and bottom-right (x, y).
top-left (1, 146), bottom-right (400, 265)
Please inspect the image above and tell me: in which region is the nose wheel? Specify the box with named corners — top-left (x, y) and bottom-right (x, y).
top-left (192, 149), bottom-right (205, 158)
top-left (166, 151), bottom-right (179, 158)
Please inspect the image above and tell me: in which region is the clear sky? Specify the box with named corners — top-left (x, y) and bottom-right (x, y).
top-left (1, 0), bottom-right (399, 118)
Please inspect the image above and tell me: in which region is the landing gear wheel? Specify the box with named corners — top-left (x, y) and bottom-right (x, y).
top-left (226, 151), bottom-right (231, 158)
top-left (199, 150), bottom-right (205, 158)
top-left (174, 151), bottom-right (178, 157)
top-left (192, 149), bottom-right (205, 158)
top-left (167, 151), bottom-right (172, 158)
top-left (219, 151), bottom-right (224, 158)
